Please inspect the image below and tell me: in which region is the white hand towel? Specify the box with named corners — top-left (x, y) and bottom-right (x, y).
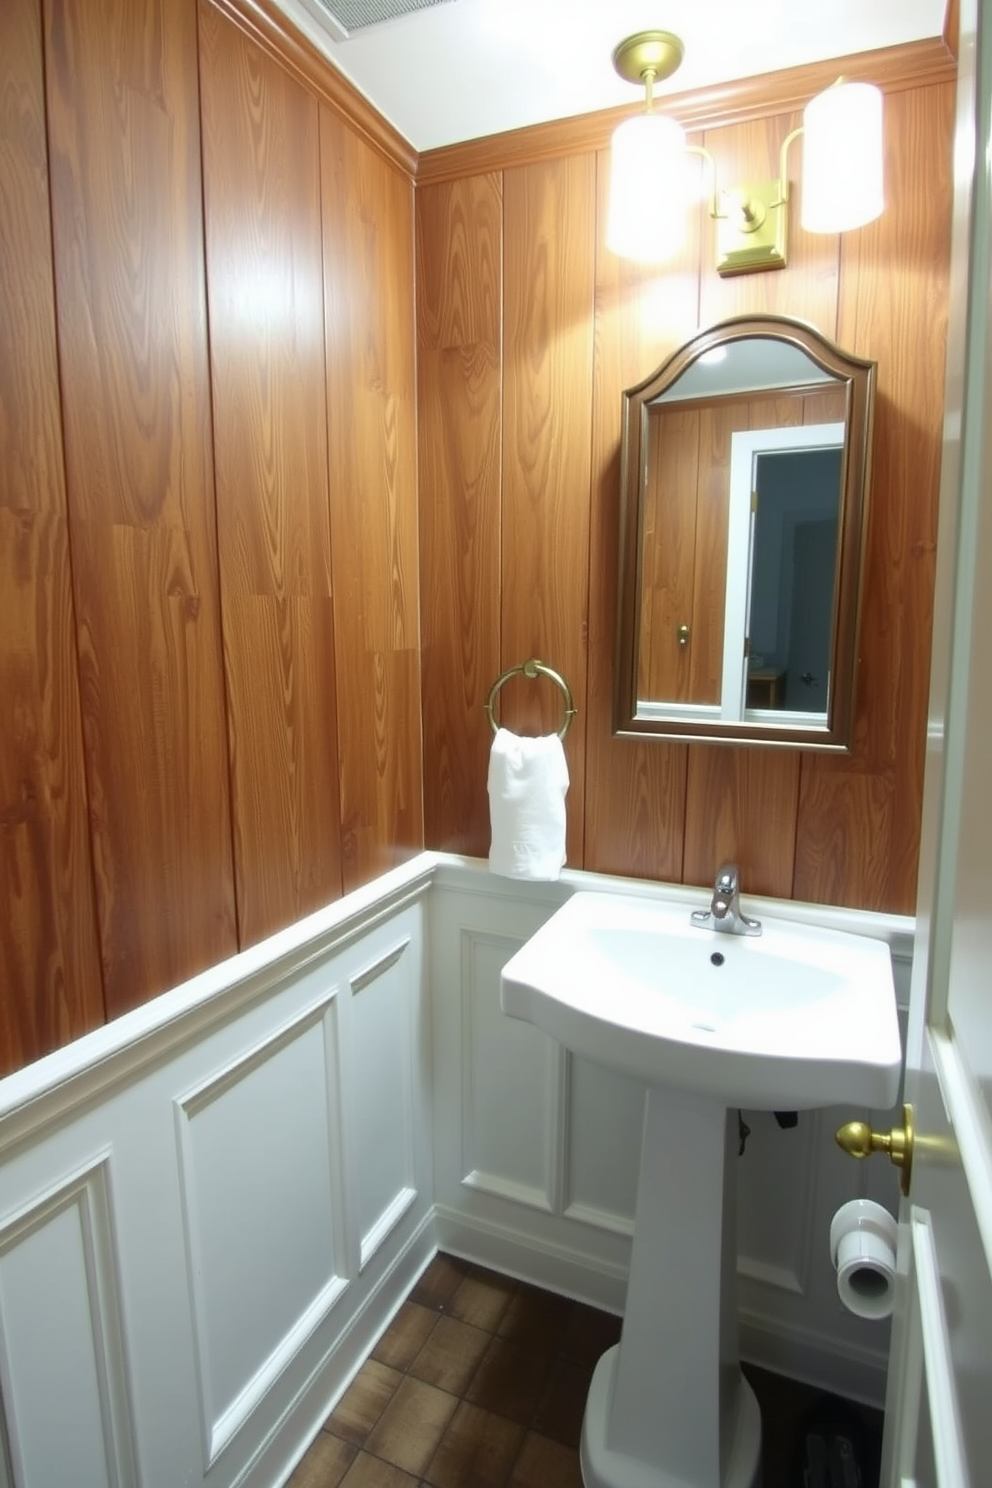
top-left (488, 727), bottom-right (569, 880)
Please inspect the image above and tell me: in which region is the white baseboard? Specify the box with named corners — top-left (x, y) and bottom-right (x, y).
top-left (433, 1203), bottom-right (627, 1315)
top-left (739, 1308), bottom-right (887, 1409)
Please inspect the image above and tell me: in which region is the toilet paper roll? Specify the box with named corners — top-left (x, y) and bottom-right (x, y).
top-left (829, 1198), bottom-right (897, 1320)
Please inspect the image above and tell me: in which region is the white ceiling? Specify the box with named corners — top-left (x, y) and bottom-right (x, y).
top-left (272, 0), bottom-right (947, 153)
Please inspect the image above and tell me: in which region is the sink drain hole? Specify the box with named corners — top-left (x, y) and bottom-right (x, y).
top-left (710, 951), bottom-right (725, 966)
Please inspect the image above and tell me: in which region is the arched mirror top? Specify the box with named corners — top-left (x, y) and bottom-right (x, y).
top-left (615, 315), bottom-right (876, 750)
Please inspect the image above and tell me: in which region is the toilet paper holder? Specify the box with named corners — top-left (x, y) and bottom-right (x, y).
top-left (835, 1101), bottom-right (915, 1196)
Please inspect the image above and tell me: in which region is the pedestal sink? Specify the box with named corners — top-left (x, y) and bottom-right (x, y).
top-left (499, 890), bottom-right (902, 1488)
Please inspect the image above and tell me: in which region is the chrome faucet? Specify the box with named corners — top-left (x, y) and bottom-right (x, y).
top-left (690, 862), bottom-right (762, 937)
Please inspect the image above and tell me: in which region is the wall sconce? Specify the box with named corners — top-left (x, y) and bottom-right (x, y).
top-left (607, 30), bottom-right (885, 276)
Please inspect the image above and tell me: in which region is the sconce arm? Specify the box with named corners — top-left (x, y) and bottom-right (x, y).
top-left (692, 128), bottom-right (804, 222)
top-left (775, 126), bottom-right (804, 210)
top-left (686, 144), bottom-right (720, 220)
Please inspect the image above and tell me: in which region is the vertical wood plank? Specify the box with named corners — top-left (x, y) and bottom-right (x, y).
top-left (682, 747), bottom-right (800, 897)
top-left (585, 143), bottom-right (695, 881)
top-left (417, 175), bottom-right (502, 854)
top-left (689, 403), bottom-right (733, 703)
top-left (501, 155), bottom-right (596, 868)
top-left (794, 82), bottom-right (954, 911)
top-left (0, 0), bottom-right (105, 1072)
top-left (321, 105), bottom-right (423, 890)
top-left (638, 409), bottom-right (701, 702)
top-left (44, 0), bottom-right (237, 1013)
top-left (198, 1), bottom-right (343, 946)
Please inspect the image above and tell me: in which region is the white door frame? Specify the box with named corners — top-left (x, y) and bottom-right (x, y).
top-left (880, 2), bottom-right (992, 1482)
top-left (723, 422), bottom-right (844, 716)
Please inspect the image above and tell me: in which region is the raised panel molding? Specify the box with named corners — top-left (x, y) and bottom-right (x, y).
top-left (348, 936), bottom-right (419, 1269)
top-left (175, 991), bottom-right (349, 1464)
top-left (563, 1056), bottom-right (643, 1236)
top-left (459, 929), bottom-right (561, 1214)
top-left (736, 1108), bottom-right (819, 1298)
top-left (349, 938), bottom-right (411, 995)
top-left (0, 1156), bottom-right (137, 1488)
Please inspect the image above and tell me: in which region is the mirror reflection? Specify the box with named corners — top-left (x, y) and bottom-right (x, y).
top-left (615, 316), bottom-right (875, 750)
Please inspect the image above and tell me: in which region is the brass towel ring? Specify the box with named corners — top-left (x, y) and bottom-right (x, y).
top-left (485, 658), bottom-right (576, 740)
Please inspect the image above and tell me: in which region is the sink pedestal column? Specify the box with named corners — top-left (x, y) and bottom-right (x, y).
top-left (580, 1086), bottom-right (761, 1488)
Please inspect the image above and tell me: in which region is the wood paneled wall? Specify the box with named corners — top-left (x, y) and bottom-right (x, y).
top-left (417, 67), bottom-right (955, 915)
top-left (0, 0), bottom-right (421, 1075)
top-left (0, 0), bottom-right (105, 1060)
top-left (0, 2), bottom-right (955, 1077)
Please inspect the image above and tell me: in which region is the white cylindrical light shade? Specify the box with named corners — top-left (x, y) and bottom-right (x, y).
top-left (607, 112), bottom-right (687, 263)
top-left (801, 81), bottom-right (884, 234)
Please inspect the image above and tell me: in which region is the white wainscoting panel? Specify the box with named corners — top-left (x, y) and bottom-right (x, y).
top-left (564, 1057), bottom-right (643, 1236)
top-left (0, 860), bottom-right (436, 1488)
top-left (0, 852), bottom-right (915, 1487)
top-left (460, 929), bottom-right (560, 1213)
top-left (736, 1109), bottom-right (818, 1295)
top-left (430, 873), bottom-right (633, 1310)
top-left (175, 991), bottom-right (348, 1463)
top-left (348, 937), bottom-right (418, 1268)
top-left (0, 1158), bottom-right (136, 1488)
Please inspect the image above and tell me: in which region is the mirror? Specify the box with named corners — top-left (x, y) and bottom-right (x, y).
top-left (614, 315), bottom-right (875, 750)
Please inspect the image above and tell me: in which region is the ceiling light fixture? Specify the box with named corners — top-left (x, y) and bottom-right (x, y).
top-left (607, 31), bottom-right (885, 276)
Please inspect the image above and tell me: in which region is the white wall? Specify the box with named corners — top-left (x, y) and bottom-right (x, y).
top-left (0, 853), bottom-right (912, 1488)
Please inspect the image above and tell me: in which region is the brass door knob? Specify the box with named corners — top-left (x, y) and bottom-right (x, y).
top-left (677, 624), bottom-right (691, 647)
top-left (836, 1102), bottom-right (914, 1196)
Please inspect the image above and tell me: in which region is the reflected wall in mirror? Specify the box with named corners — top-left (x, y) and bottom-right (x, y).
top-left (615, 316), bottom-right (876, 749)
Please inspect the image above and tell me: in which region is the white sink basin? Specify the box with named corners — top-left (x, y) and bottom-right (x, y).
top-left (500, 890), bottom-right (901, 1110)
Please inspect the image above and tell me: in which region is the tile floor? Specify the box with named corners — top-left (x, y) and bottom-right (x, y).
top-left (288, 1252), bottom-right (881, 1488)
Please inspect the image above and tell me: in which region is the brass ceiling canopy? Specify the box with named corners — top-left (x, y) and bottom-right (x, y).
top-left (611, 30), bottom-right (684, 89)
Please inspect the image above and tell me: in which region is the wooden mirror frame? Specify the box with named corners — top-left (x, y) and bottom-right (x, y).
top-left (614, 315), bottom-right (876, 750)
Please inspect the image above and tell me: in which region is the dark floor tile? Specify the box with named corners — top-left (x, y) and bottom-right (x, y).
top-left (496, 1282), bottom-right (571, 1353)
top-left (409, 1312), bottom-right (492, 1395)
top-left (423, 1400), bottom-right (527, 1488)
top-left (372, 1301), bottom-right (439, 1372)
top-left (447, 1265), bottom-right (517, 1332)
top-left (287, 1431), bottom-right (357, 1488)
top-left (409, 1253), bottom-right (470, 1312)
top-left (506, 1431), bottom-right (584, 1488)
top-left (465, 1334), bottom-right (555, 1424)
top-left (302, 1266), bottom-right (882, 1488)
top-left (324, 1360), bottom-right (403, 1447)
top-left (532, 1357), bottom-right (592, 1448)
top-left (558, 1300), bottom-right (622, 1370)
top-left (363, 1374), bottom-right (460, 1478)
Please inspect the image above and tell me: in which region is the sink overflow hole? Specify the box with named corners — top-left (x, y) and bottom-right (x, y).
top-left (710, 952), bottom-right (725, 967)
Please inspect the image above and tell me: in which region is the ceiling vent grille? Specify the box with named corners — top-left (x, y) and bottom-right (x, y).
top-left (310, 0), bottom-right (457, 36)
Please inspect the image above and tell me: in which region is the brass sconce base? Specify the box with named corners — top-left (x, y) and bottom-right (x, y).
top-left (716, 179), bottom-right (789, 276)
top-left (612, 31), bottom-right (684, 87)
